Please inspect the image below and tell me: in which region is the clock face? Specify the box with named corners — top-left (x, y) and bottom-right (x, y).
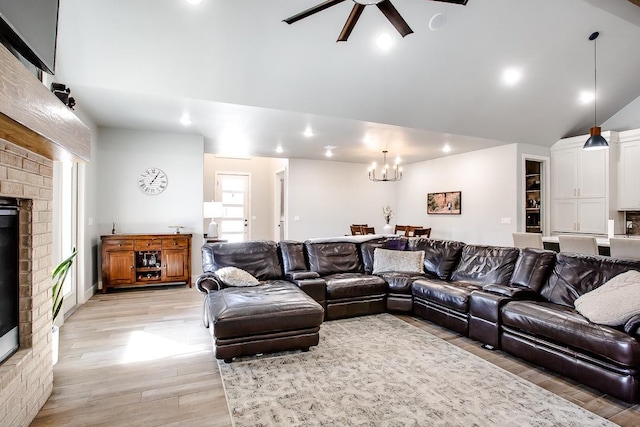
top-left (137, 167), bottom-right (168, 195)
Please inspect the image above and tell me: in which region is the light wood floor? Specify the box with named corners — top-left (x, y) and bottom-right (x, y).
top-left (32, 287), bottom-right (640, 426)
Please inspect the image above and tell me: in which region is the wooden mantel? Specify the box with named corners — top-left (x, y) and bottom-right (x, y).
top-left (0, 44), bottom-right (91, 162)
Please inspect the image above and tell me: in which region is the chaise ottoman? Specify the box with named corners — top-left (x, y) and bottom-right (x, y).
top-left (207, 281), bottom-right (324, 362)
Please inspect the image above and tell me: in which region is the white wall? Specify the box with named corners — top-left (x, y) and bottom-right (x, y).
top-left (604, 94), bottom-right (640, 132)
top-left (97, 128), bottom-right (204, 278)
top-left (396, 145), bottom-right (519, 246)
top-left (287, 159), bottom-right (397, 240)
top-left (203, 155), bottom-right (287, 241)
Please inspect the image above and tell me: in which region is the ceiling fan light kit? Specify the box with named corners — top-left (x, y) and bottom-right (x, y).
top-left (583, 31), bottom-right (609, 151)
top-left (284, 0), bottom-right (468, 42)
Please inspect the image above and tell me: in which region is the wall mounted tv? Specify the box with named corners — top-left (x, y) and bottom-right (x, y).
top-left (0, 0), bottom-right (60, 75)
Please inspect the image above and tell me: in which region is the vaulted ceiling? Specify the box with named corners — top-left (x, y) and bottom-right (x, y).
top-left (55, 0), bottom-right (640, 164)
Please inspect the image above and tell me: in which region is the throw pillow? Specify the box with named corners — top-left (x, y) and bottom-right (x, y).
top-left (574, 270), bottom-right (640, 326)
top-left (215, 267), bottom-right (260, 287)
top-left (373, 248), bottom-right (424, 274)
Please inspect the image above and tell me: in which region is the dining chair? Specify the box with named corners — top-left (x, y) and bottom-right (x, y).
top-left (350, 225), bottom-right (365, 235)
top-left (558, 235), bottom-right (598, 255)
top-left (512, 232), bottom-right (543, 249)
top-left (362, 226), bottom-right (375, 235)
top-left (394, 225), bottom-right (407, 236)
top-left (414, 228), bottom-right (431, 238)
top-left (609, 237), bottom-right (640, 260)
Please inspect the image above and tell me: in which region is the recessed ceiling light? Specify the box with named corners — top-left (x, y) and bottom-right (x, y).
top-left (303, 127), bottom-right (314, 138)
top-left (429, 13), bottom-right (447, 31)
top-left (276, 145), bottom-right (284, 154)
top-left (180, 114), bottom-right (192, 126)
top-left (442, 144), bottom-right (452, 153)
top-left (502, 68), bottom-right (522, 86)
top-left (376, 33), bottom-right (393, 51)
top-left (579, 91), bottom-right (595, 104)
top-left (324, 145), bottom-right (335, 157)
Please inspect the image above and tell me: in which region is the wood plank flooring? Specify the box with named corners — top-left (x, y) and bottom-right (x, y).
top-left (32, 287), bottom-right (640, 426)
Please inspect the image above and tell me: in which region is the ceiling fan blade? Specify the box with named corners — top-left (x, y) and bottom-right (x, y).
top-left (284, 0), bottom-right (347, 25)
top-left (430, 0), bottom-right (469, 4)
top-left (337, 3), bottom-right (365, 42)
top-left (377, 0), bottom-right (413, 37)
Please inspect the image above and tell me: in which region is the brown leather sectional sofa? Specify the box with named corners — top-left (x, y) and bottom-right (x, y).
top-left (197, 236), bottom-right (640, 403)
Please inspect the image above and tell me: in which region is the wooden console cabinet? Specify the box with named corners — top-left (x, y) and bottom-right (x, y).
top-left (101, 233), bottom-right (192, 293)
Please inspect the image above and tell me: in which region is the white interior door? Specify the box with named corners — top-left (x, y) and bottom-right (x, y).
top-left (215, 173), bottom-right (250, 243)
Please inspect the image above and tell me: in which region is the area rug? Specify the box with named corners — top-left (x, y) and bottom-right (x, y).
top-left (218, 314), bottom-right (614, 427)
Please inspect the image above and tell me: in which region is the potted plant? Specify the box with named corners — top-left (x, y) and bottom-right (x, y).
top-left (51, 247), bottom-right (77, 365)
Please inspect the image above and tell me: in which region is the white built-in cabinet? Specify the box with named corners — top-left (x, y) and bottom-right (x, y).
top-left (617, 129), bottom-right (640, 210)
top-left (550, 131), bottom-right (622, 235)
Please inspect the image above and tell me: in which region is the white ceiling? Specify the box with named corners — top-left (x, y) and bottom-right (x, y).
top-left (54, 0), bottom-right (640, 164)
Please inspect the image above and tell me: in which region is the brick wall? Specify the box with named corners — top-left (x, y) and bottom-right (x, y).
top-left (0, 139), bottom-right (54, 426)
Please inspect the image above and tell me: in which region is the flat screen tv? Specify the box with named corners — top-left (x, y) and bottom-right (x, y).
top-left (0, 0), bottom-right (59, 75)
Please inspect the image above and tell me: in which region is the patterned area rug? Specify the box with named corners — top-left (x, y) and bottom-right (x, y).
top-left (218, 314), bottom-right (613, 427)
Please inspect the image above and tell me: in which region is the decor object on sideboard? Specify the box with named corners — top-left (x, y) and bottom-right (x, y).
top-left (283, 0), bottom-right (468, 42)
top-left (427, 191), bottom-right (461, 214)
top-left (168, 225), bottom-right (185, 234)
top-left (369, 151), bottom-right (402, 182)
top-left (203, 201), bottom-right (224, 238)
top-left (51, 247), bottom-right (77, 365)
top-left (583, 31), bottom-right (608, 151)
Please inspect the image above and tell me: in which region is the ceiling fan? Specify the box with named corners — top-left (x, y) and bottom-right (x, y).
top-left (284, 0), bottom-right (469, 42)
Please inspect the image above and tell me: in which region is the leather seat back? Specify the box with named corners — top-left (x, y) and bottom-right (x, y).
top-left (279, 240), bottom-right (307, 274)
top-left (450, 245), bottom-right (519, 286)
top-left (408, 238), bottom-right (465, 280)
top-left (510, 248), bottom-right (556, 292)
top-left (540, 252), bottom-right (640, 307)
top-left (360, 237), bottom-right (408, 274)
top-left (305, 241), bottom-right (363, 276)
top-left (201, 240), bottom-right (283, 281)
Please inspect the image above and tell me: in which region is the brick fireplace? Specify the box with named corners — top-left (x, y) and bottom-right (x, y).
top-left (0, 43), bottom-right (90, 425)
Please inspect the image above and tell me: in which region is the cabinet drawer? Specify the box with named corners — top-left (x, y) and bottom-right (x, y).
top-left (134, 239), bottom-right (163, 251)
top-left (162, 237), bottom-right (189, 249)
top-left (103, 240), bottom-right (134, 251)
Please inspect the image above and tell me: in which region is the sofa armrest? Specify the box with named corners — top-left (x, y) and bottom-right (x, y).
top-left (195, 272), bottom-right (223, 294)
top-left (286, 270), bottom-right (320, 281)
top-left (624, 315), bottom-right (640, 336)
top-left (295, 278), bottom-right (326, 306)
top-left (482, 283), bottom-right (538, 299)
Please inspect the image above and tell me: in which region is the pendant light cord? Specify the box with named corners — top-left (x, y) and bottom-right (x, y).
top-left (593, 34), bottom-right (597, 126)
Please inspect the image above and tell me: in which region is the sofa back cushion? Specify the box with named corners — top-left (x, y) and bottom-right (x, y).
top-left (360, 237), bottom-right (408, 274)
top-left (450, 245), bottom-right (519, 286)
top-left (510, 248), bottom-right (556, 292)
top-left (305, 241), bottom-right (363, 276)
top-left (201, 240), bottom-right (283, 281)
top-left (540, 252), bottom-right (640, 307)
top-left (407, 238), bottom-right (464, 280)
top-left (279, 240), bottom-right (307, 273)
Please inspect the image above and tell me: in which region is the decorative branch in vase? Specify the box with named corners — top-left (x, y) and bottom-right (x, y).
top-left (382, 205), bottom-right (394, 234)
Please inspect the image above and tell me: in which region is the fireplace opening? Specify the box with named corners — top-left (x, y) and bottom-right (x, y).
top-left (0, 197), bottom-right (19, 365)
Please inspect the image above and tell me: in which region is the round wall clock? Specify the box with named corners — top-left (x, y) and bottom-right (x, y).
top-left (137, 167), bottom-right (168, 195)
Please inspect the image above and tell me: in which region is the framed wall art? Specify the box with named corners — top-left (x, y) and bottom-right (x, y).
top-left (427, 191), bottom-right (461, 215)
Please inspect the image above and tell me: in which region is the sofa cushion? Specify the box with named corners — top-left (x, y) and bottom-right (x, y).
top-left (501, 300), bottom-right (640, 366)
top-left (412, 278), bottom-right (482, 312)
top-left (373, 248), bottom-right (424, 274)
top-left (360, 237), bottom-right (408, 274)
top-left (324, 273), bottom-right (387, 300)
top-left (378, 271), bottom-right (427, 294)
top-left (574, 270), bottom-right (640, 326)
top-left (279, 240), bottom-right (307, 273)
top-left (407, 238), bottom-right (465, 280)
top-left (215, 267), bottom-right (260, 287)
top-left (202, 240), bottom-right (283, 281)
top-left (540, 253), bottom-right (640, 307)
top-left (510, 248), bottom-right (555, 292)
top-left (305, 242), bottom-right (363, 276)
top-left (208, 281), bottom-right (324, 340)
top-left (450, 245), bottom-right (519, 287)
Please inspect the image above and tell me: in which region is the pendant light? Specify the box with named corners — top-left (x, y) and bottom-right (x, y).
top-left (369, 150), bottom-right (403, 182)
top-left (583, 31), bottom-right (608, 151)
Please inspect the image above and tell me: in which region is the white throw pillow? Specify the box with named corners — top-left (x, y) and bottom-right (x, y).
top-left (574, 270), bottom-right (640, 326)
top-left (215, 267), bottom-right (260, 287)
top-left (373, 248), bottom-right (425, 274)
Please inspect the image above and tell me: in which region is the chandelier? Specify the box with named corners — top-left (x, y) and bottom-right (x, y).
top-left (368, 150), bottom-right (403, 182)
